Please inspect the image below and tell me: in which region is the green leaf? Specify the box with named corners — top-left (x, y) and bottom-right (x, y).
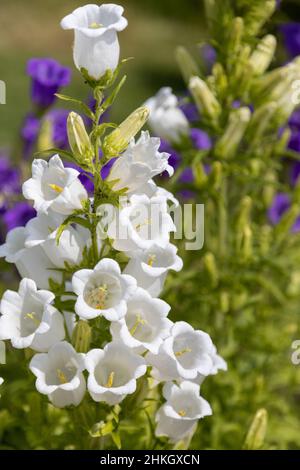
top-left (102, 75), bottom-right (127, 111)
top-left (55, 94), bottom-right (95, 120)
top-left (56, 214), bottom-right (91, 245)
top-left (111, 430), bottom-right (122, 449)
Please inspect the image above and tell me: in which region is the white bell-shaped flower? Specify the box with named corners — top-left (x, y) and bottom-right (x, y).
top-left (155, 381), bottom-right (212, 443)
top-left (0, 227), bottom-right (63, 289)
top-left (85, 341), bottom-right (146, 405)
top-left (0, 278), bottom-right (65, 352)
top-left (29, 341), bottom-right (86, 408)
top-left (110, 287), bottom-right (172, 353)
top-left (147, 321), bottom-right (215, 382)
top-left (107, 131), bottom-right (173, 193)
top-left (25, 212), bottom-right (88, 268)
top-left (61, 4), bottom-right (127, 80)
top-left (107, 194), bottom-right (175, 253)
top-left (144, 87), bottom-right (189, 143)
top-left (22, 155), bottom-right (88, 215)
top-left (72, 258), bottom-right (136, 321)
top-left (124, 243), bottom-right (183, 296)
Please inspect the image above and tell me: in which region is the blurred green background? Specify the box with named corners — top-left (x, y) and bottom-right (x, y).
top-left (0, 0), bottom-right (207, 147)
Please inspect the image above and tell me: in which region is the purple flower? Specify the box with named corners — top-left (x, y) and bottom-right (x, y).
top-left (190, 128), bottom-right (212, 150)
top-left (64, 161), bottom-right (94, 194)
top-left (21, 113), bottom-right (40, 158)
top-left (159, 139), bottom-right (181, 176)
top-left (3, 202), bottom-right (36, 232)
top-left (289, 109), bottom-right (300, 129)
top-left (288, 129), bottom-right (300, 153)
top-left (0, 154), bottom-right (21, 213)
top-left (290, 162), bottom-right (300, 186)
top-left (268, 193), bottom-right (300, 232)
top-left (280, 23), bottom-right (300, 59)
top-left (47, 109), bottom-right (70, 149)
top-left (27, 58), bottom-right (71, 108)
top-left (179, 168), bottom-right (194, 184)
top-left (201, 44), bottom-right (216, 73)
top-left (179, 100), bottom-right (200, 123)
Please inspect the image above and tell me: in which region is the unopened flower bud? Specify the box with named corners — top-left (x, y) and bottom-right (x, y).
top-left (220, 291), bottom-right (230, 314)
top-left (193, 162), bottom-right (208, 188)
top-left (215, 107), bottom-right (251, 158)
top-left (243, 409), bottom-right (268, 450)
top-left (189, 76), bottom-right (221, 123)
top-left (247, 102), bottom-right (277, 147)
top-left (67, 112), bottom-right (94, 166)
top-left (245, 0), bottom-right (276, 36)
top-left (203, 252), bottom-right (218, 287)
top-left (228, 17), bottom-right (244, 60)
top-left (259, 225), bottom-right (272, 256)
top-left (175, 46), bottom-right (200, 84)
top-left (104, 106), bottom-right (149, 156)
top-left (249, 35), bottom-right (277, 76)
top-left (72, 320), bottom-right (91, 353)
top-left (37, 118), bottom-right (53, 152)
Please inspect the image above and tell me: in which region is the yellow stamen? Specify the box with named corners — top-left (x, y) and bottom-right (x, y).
top-left (135, 218), bottom-right (151, 232)
top-left (89, 22), bottom-right (103, 29)
top-left (105, 371), bottom-right (115, 388)
top-left (178, 410), bottom-right (186, 417)
top-left (175, 347), bottom-right (192, 357)
top-left (129, 314), bottom-right (147, 336)
top-left (48, 183), bottom-right (63, 193)
top-left (24, 312), bottom-right (40, 327)
top-left (147, 254), bottom-right (156, 267)
top-left (87, 284), bottom-right (108, 310)
top-left (57, 369), bottom-right (68, 384)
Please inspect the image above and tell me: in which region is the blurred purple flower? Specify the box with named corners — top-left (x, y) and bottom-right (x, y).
top-left (159, 139), bottom-right (181, 175)
top-left (201, 44), bottom-right (216, 73)
top-left (179, 100), bottom-right (200, 123)
top-left (290, 162), bottom-right (300, 186)
top-left (3, 202), bottom-right (36, 231)
top-left (179, 167), bottom-right (194, 184)
top-left (0, 154), bottom-right (21, 213)
top-left (280, 23), bottom-right (300, 59)
top-left (289, 109), bottom-right (300, 129)
top-left (47, 109), bottom-right (70, 149)
top-left (268, 193), bottom-right (300, 232)
top-left (21, 113), bottom-right (40, 158)
top-left (27, 58), bottom-right (71, 108)
top-left (190, 128), bottom-right (212, 150)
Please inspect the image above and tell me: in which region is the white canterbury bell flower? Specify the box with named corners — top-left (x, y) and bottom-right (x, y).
top-left (144, 87), bottom-right (189, 143)
top-left (25, 212), bottom-right (88, 268)
top-left (155, 381), bottom-right (212, 443)
top-left (110, 287), bottom-right (172, 353)
top-left (29, 341), bottom-right (86, 408)
top-left (22, 155), bottom-right (88, 215)
top-left (72, 258), bottom-right (136, 321)
top-left (107, 194), bottom-right (175, 253)
top-left (124, 243), bottom-right (183, 296)
top-left (147, 321), bottom-right (215, 382)
top-left (85, 341), bottom-right (146, 405)
top-left (0, 227), bottom-right (63, 289)
top-left (0, 278), bottom-right (64, 352)
top-left (61, 4), bottom-right (127, 80)
top-left (107, 131), bottom-right (173, 193)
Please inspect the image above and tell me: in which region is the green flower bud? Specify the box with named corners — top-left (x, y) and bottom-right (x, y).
top-left (220, 291), bottom-right (230, 314)
top-left (189, 76), bottom-right (221, 123)
top-left (210, 161), bottom-right (222, 190)
top-left (67, 112), bottom-right (94, 166)
top-left (228, 17), bottom-right (244, 62)
top-left (259, 225), bottom-right (272, 256)
top-left (247, 102), bottom-right (277, 147)
top-left (245, 0), bottom-right (276, 36)
top-left (274, 203), bottom-right (300, 243)
top-left (215, 107), bottom-right (251, 158)
top-left (263, 170), bottom-right (276, 207)
top-left (193, 162), bottom-right (208, 188)
top-left (243, 409), bottom-right (268, 450)
top-left (104, 106), bottom-right (149, 156)
top-left (203, 252), bottom-right (219, 288)
top-left (249, 35), bottom-right (276, 76)
top-left (72, 320), bottom-right (92, 353)
top-left (175, 46), bottom-right (200, 84)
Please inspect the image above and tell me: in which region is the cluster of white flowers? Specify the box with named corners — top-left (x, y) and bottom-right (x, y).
top-left (0, 3), bottom-right (226, 445)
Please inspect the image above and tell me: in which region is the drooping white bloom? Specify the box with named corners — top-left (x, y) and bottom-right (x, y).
top-left (124, 243), bottom-right (183, 297)
top-left (0, 278), bottom-right (65, 352)
top-left (29, 341), bottom-right (86, 408)
top-left (155, 381), bottom-right (212, 443)
top-left (107, 131), bottom-right (173, 193)
top-left (110, 287), bottom-right (172, 353)
top-left (107, 194), bottom-right (176, 253)
top-left (191, 345), bottom-right (228, 385)
top-left (144, 87), bottom-right (189, 143)
top-left (25, 213), bottom-right (88, 268)
top-left (0, 227), bottom-right (63, 289)
top-left (72, 258), bottom-right (136, 321)
top-left (61, 4), bottom-right (127, 80)
top-left (85, 341), bottom-right (146, 405)
top-left (22, 155), bottom-right (88, 215)
top-left (147, 321), bottom-right (215, 382)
